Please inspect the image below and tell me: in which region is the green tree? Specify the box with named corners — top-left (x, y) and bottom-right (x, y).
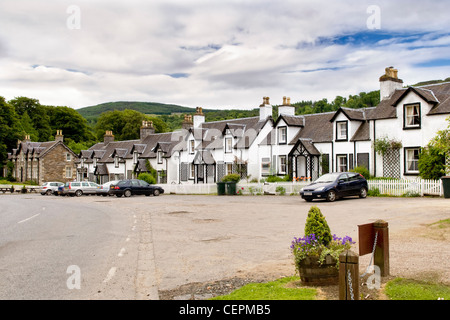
top-left (0, 96), bottom-right (22, 166)
top-left (46, 106), bottom-right (96, 143)
top-left (428, 116), bottom-right (450, 174)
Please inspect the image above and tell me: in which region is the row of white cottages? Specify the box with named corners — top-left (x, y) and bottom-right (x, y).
top-left (77, 67), bottom-right (450, 184)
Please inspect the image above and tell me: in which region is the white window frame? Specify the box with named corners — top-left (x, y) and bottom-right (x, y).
top-left (189, 140), bottom-right (195, 154)
top-left (337, 155), bottom-right (348, 172)
top-left (157, 150), bottom-right (163, 164)
top-left (226, 163), bottom-right (233, 175)
top-left (336, 121), bottom-right (348, 141)
top-left (65, 166), bottom-right (72, 178)
top-left (261, 158), bottom-right (271, 175)
top-left (225, 137), bottom-right (233, 153)
top-left (189, 163), bottom-right (195, 179)
top-left (66, 153), bottom-right (71, 161)
top-left (404, 103), bottom-right (421, 128)
top-left (114, 156), bottom-right (119, 168)
top-left (279, 155), bottom-right (287, 174)
top-left (133, 151), bottom-right (138, 164)
top-left (278, 127), bottom-right (287, 144)
top-left (405, 147), bottom-right (420, 174)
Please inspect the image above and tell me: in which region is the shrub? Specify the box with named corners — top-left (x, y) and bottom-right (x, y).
top-left (221, 173), bottom-right (241, 183)
top-left (138, 172), bottom-right (156, 185)
top-left (418, 146), bottom-right (445, 180)
top-left (275, 186), bottom-right (286, 195)
top-left (351, 166), bottom-right (371, 180)
top-left (304, 206), bottom-right (332, 246)
top-left (266, 175), bottom-right (290, 182)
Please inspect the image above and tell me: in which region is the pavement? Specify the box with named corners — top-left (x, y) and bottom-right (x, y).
top-left (0, 193), bottom-right (448, 299)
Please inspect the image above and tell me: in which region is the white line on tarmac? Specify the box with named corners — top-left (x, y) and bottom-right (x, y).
top-left (118, 248), bottom-right (126, 257)
top-left (17, 213), bottom-right (41, 224)
top-left (103, 267), bottom-right (117, 283)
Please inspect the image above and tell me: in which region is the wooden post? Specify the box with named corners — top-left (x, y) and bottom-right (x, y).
top-left (374, 220), bottom-right (389, 276)
top-left (339, 250), bottom-right (359, 300)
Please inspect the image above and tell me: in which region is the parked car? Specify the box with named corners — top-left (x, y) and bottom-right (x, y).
top-left (40, 182), bottom-right (64, 195)
top-left (109, 179), bottom-right (164, 197)
top-left (96, 180), bottom-right (120, 196)
top-left (62, 181), bottom-right (100, 197)
top-left (299, 172), bottom-right (368, 202)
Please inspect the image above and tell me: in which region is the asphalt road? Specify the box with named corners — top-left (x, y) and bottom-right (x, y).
top-left (0, 193), bottom-right (448, 299)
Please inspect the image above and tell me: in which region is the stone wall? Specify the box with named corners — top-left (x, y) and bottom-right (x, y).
top-left (38, 144), bottom-right (77, 184)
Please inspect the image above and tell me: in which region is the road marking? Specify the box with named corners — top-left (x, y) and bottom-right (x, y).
top-left (118, 248), bottom-right (126, 257)
top-left (18, 213), bottom-right (41, 224)
top-left (103, 267), bottom-right (117, 283)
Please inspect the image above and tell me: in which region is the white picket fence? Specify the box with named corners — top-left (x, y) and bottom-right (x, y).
top-left (367, 179), bottom-right (443, 197)
top-left (161, 179), bottom-right (444, 197)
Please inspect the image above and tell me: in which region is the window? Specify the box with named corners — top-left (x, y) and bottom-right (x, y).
top-left (225, 138), bottom-right (232, 153)
top-left (189, 140), bottom-right (195, 154)
top-left (404, 103), bottom-right (421, 129)
top-left (66, 153), bottom-right (71, 161)
top-left (93, 157), bottom-right (97, 167)
top-left (114, 156), bottom-right (119, 168)
top-left (337, 155), bottom-right (348, 172)
top-left (189, 163), bottom-right (195, 179)
top-left (336, 121), bottom-right (348, 141)
top-left (65, 166), bottom-right (72, 178)
top-left (405, 147), bottom-right (420, 174)
top-left (157, 150), bottom-right (163, 164)
top-left (261, 158), bottom-right (271, 175)
top-left (226, 163), bottom-right (233, 175)
top-left (278, 127), bottom-right (287, 144)
top-left (133, 151), bottom-right (138, 164)
top-left (279, 156), bottom-right (287, 174)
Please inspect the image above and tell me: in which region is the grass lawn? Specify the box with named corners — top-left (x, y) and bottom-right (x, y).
top-left (385, 278), bottom-right (450, 300)
top-left (210, 276), bottom-right (317, 300)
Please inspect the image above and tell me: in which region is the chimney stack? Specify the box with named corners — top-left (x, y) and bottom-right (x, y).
top-left (104, 130), bottom-right (114, 144)
top-left (182, 114), bottom-right (193, 130)
top-left (278, 96), bottom-right (295, 117)
top-left (379, 66), bottom-right (403, 101)
top-left (259, 96), bottom-right (273, 121)
top-left (193, 107), bottom-right (205, 128)
top-left (55, 130), bottom-right (64, 143)
top-left (140, 120), bottom-right (155, 140)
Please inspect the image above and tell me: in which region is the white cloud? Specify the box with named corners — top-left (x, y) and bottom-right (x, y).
top-left (0, 0), bottom-right (450, 109)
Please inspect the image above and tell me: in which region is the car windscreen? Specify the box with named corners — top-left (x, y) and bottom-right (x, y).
top-left (314, 173), bottom-right (341, 183)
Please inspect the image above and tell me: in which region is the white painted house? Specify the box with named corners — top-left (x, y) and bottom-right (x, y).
top-left (77, 67), bottom-right (450, 184)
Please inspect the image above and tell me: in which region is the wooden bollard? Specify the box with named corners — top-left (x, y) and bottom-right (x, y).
top-left (339, 250), bottom-right (359, 300)
top-left (374, 220), bottom-right (389, 277)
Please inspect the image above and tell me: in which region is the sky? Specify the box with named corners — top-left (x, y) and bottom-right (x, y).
top-left (1, 0), bottom-right (450, 110)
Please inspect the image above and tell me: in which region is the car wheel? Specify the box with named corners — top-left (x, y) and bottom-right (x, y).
top-left (46, 189), bottom-right (52, 195)
top-left (153, 189), bottom-right (160, 196)
top-left (359, 187), bottom-right (368, 198)
top-left (326, 190), bottom-right (337, 202)
top-left (124, 190), bottom-right (132, 197)
top-left (75, 190), bottom-right (83, 197)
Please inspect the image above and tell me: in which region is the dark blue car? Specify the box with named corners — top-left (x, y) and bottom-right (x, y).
top-left (299, 172), bottom-right (368, 202)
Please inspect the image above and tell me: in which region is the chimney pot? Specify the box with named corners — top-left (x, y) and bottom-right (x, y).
top-left (283, 96), bottom-right (287, 105)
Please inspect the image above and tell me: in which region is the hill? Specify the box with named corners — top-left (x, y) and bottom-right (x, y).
top-left (77, 101), bottom-right (200, 120)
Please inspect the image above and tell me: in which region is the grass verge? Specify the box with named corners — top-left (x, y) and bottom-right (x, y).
top-left (210, 276), bottom-right (317, 300)
top-left (385, 278), bottom-right (450, 300)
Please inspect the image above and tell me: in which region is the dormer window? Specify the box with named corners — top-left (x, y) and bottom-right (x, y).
top-left (93, 157), bottom-right (97, 167)
top-left (133, 151), bottom-right (138, 164)
top-left (225, 137), bottom-right (232, 153)
top-left (157, 150), bottom-right (163, 164)
top-left (336, 121), bottom-right (348, 141)
top-left (189, 140), bottom-right (195, 154)
top-left (404, 103), bottom-right (421, 129)
top-left (278, 127), bottom-right (287, 144)
top-left (114, 156), bottom-right (119, 168)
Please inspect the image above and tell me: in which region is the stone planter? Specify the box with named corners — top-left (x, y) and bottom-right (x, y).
top-left (297, 254), bottom-right (339, 286)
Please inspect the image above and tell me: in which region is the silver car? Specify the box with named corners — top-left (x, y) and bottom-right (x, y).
top-left (96, 180), bottom-right (120, 196)
top-left (40, 182), bottom-right (64, 195)
top-left (62, 181), bottom-right (100, 197)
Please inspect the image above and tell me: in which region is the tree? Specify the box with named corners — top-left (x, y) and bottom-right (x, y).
top-left (0, 96), bottom-right (22, 166)
top-left (418, 146), bottom-right (445, 180)
top-left (46, 106), bottom-right (96, 143)
top-left (428, 116), bottom-right (450, 174)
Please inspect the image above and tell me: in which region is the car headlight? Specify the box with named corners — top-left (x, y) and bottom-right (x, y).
top-left (315, 187), bottom-right (325, 191)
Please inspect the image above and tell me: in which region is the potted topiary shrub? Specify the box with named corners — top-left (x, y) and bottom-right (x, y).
top-left (290, 206), bottom-right (355, 286)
